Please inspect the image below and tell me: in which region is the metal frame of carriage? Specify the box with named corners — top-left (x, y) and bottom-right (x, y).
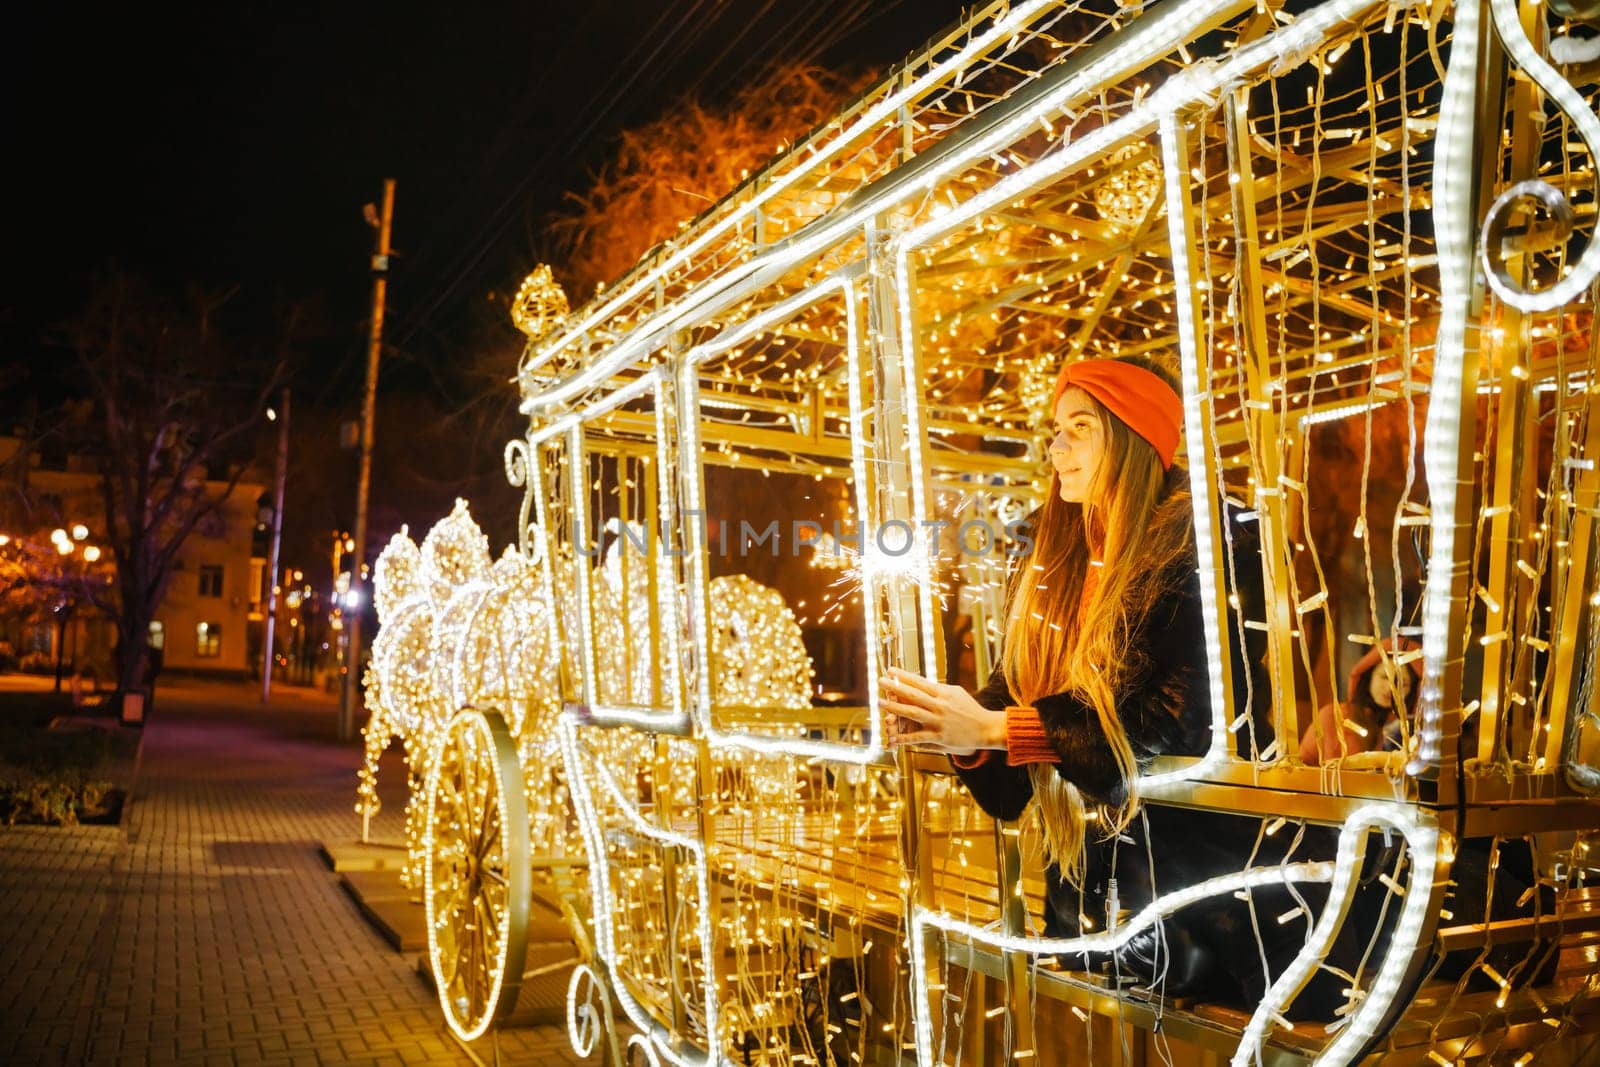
top-left (415, 0), bottom-right (1600, 1062)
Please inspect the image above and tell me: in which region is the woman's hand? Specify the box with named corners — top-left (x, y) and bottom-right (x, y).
top-left (1299, 700), bottom-right (1383, 765)
top-left (879, 667), bottom-right (1007, 755)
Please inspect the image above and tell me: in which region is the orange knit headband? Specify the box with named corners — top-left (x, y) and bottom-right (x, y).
top-left (1052, 359), bottom-right (1184, 469)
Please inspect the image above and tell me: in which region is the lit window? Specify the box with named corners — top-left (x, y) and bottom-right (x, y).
top-left (195, 622), bottom-right (222, 658)
top-left (198, 565), bottom-right (224, 598)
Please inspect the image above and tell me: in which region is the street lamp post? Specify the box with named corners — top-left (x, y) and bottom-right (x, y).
top-left (261, 388), bottom-right (290, 703)
top-left (340, 178), bottom-right (395, 742)
top-left (53, 599), bottom-right (73, 692)
top-left (44, 529), bottom-right (99, 694)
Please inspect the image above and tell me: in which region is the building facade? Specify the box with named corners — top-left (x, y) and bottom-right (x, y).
top-left (0, 435), bottom-right (267, 680)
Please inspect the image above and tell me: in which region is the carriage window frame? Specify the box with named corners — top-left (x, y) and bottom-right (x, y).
top-left (884, 123), bottom-right (1249, 792)
top-left (525, 366), bottom-right (685, 731)
top-left (677, 267), bottom-right (891, 763)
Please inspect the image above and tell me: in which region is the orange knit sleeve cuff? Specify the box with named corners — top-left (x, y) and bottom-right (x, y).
top-left (1003, 705), bottom-right (1057, 766)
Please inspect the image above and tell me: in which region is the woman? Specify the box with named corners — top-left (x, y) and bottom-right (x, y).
top-left (1299, 641), bottom-right (1421, 765)
top-left (884, 357), bottom-right (1556, 1014)
top-left (882, 355), bottom-right (1304, 1002)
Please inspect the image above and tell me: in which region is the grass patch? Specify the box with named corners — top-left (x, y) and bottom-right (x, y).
top-left (0, 690), bottom-right (138, 826)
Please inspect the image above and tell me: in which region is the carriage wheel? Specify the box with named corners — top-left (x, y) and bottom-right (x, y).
top-left (424, 707), bottom-right (531, 1040)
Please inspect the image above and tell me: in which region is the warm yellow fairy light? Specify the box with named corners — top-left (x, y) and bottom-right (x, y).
top-left (1092, 143), bottom-right (1163, 229)
top-left (511, 263), bottom-right (571, 339)
top-left (366, 0), bottom-right (1600, 1063)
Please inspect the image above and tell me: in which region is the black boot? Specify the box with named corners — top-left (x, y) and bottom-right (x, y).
top-left (1063, 921), bottom-right (1226, 998)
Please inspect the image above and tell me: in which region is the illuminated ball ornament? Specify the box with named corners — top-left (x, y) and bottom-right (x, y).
top-left (511, 264), bottom-right (570, 339)
top-left (707, 575), bottom-right (813, 710)
top-left (1092, 143), bottom-right (1163, 230)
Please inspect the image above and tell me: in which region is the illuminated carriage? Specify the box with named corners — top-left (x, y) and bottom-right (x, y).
top-left (391, 0), bottom-right (1600, 1062)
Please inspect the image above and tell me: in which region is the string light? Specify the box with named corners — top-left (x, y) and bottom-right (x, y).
top-left (510, 263), bottom-right (570, 339)
top-left (364, 0), bottom-right (1600, 1062)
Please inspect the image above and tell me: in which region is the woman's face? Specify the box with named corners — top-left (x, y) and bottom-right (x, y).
top-left (1049, 387), bottom-right (1106, 504)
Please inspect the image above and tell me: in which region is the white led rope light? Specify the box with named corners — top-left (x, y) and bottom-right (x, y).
top-left (528, 432), bottom-right (570, 720)
top-left (910, 860), bottom-right (1336, 1063)
top-left (655, 360), bottom-right (686, 724)
top-left (891, 244), bottom-right (943, 680)
top-left (555, 368), bottom-right (689, 734)
top-left (582, 703), bottom-right (689, 730)
top-left (530, 368), bottom-right (680, 727)
top-left (565, 963), bottom-right (606, 1059)
top-left (677, 271), bottom-right (894, 765)
top-left (905, 802), bottom-right (1438, 1067)
top-left (1412, 0), bottom-right (1480, 777)
top-left (526, 368), bottom-right (665, 448)
top-left (589, 753), bottom-right (706, 854)
top-left (570, 423), bottom-right (600, 714)
top-left (1481, 0), bottom-right (1600, 312)
top-left (887, 0), bottom-right (1399, 789)
top-left (1151, 109), bottom-right (1233, 788)
top-left (893, 0), bottom-right (1399, 253)
top-left (558, 716), bottom-right (729, 1067)
top-left (1232, 804), bottom-right (1439, 1067)
top-left (529, 5), bottom-right (1462, 1064)
top-left (678, 275), bottom-right (854, 745)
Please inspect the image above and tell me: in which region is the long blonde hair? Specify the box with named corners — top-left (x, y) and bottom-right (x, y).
top-left (1003, 357), bottom-right (1193, 885)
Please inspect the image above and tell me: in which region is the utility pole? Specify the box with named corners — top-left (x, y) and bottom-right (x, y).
top-left (261, 387), bottom-right (290, 703)
top-left (340, 178), bottom-right (395, 742)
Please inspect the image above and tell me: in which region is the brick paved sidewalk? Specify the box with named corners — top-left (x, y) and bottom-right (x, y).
top-left (0, 677), bottom-right (591, 1067)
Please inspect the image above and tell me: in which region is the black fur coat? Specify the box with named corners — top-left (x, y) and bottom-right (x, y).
top-left (956, 503), bottom-right (1271, 814)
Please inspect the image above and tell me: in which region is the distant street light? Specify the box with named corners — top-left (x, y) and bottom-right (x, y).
top-left (82, 545), bottom-right (101, 562)
top-left (71, 524), bottom-right (88, 541)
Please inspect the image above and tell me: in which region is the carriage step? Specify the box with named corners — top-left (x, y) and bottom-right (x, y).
top-left (339, 868), bottom-right (427, 951)
top-left (319, 837), bottom-right (408, 872)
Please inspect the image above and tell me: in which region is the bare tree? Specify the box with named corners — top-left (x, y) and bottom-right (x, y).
top-left (63, 274), bottom-right (287, 697)
top-left (547, 65), bottom-right (866, 299)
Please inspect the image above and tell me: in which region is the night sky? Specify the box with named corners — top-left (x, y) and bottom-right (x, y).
top-left (8, 1), bottom-right (972, 367)
top-left (5, 1), bottom-right (972, 571)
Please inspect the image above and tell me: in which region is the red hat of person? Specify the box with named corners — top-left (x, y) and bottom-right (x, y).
top-left (1052, 358), bottom-right (1184, 469)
